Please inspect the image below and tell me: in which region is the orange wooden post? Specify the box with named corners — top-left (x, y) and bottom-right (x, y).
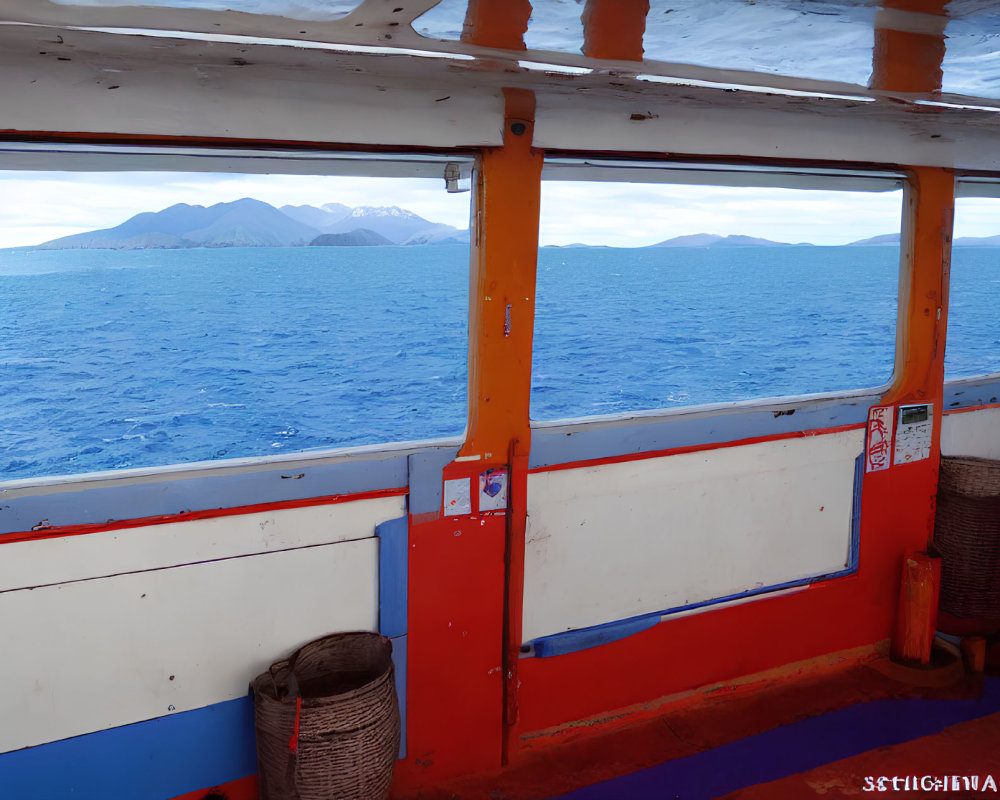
top-left (891, 551), bottom-right (941, 664)
top-left (869, 0), bottom-right (948, 93)
top-left (462, 0), bottom-right (531, 50)
top-left (880, 166), bottom-right (953, 410)
top-left (581, 0), bottom-right (650, 61)
top-left (459, 87), bottom-right (542, 462)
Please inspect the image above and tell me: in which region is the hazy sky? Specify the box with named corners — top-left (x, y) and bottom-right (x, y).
top-left (0, 171), bottom-right (996, 249)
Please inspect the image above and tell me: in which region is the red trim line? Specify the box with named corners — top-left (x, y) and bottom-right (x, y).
top-left (943, 402), bottom-right (1000, 415)
top-left (0, 486), bottom-right (407, 545)
top-left (0, 130), bottom-right (479, 157)
top-left (528, 423), bottom-right (866, 474)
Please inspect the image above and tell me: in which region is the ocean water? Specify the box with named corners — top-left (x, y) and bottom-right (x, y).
top-left (0, 245), bottom-right (995, 481)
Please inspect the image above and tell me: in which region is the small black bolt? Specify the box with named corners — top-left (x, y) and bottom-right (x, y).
top-left (510, 121), bottom-right (527, 136)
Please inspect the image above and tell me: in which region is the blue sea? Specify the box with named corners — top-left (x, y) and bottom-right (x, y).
top-left (0, 245), bottom-right (996, 481)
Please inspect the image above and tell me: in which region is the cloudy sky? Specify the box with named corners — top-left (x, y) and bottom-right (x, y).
top-left (0, 171), bottom-right (995, 249)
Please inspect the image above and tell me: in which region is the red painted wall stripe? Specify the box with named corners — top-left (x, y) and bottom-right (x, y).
top-left (943, 402), bottom-right (1000, 415)
top-left (528, 422), bottom-right (866, 475)
top-left (0, 486), bottom-right (407, 545)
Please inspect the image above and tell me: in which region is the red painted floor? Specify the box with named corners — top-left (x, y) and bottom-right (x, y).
top-left (391, 655), bottom-right (999, 800)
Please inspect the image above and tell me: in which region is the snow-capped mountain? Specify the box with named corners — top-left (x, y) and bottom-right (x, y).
top-left (37, 199), bottom-right (468, 249)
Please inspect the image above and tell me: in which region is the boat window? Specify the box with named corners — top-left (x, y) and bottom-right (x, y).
top-left (944, 191), bottom-right (1000, 380)
top-left (530, 163), bottom-right (903, 422)
top-left (0, 149), bottom-right (472, 481)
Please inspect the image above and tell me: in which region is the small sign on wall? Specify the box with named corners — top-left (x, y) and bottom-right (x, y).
top-left (443, 478), bottom-right (472, 516)
top-left (866, 405), bottom-right (895, 473)
top-left (894, 404), bottom-right (933, 465)
top-left (479, 468), bottom-right (508, 513)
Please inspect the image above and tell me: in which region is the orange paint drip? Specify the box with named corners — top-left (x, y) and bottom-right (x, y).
top-left (581, 0), bottom-right (650, 61)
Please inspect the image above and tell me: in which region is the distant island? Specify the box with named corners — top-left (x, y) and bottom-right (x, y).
top-left (848, 232), bottom-right (1000, 247)
top-left (651, 233), bottom-right (812, 248)
top-left (35, 198), bottom-right (471, 250)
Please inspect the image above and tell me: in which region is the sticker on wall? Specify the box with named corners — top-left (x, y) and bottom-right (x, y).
top-left (894, 404), bottom-right (933, 465)
top-left (479, 468), bottom-right (508, 513)
top-left (443, 477), bottom-right (472, 516)
top-left (866, 405), bottom-right (895, 472)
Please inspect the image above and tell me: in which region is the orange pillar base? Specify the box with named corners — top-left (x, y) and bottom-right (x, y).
top-left (891, 551), bottom-right (942, 665)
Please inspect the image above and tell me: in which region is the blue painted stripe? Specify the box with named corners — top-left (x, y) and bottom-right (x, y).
top-left (391, 634), bottom-right (408, 760)
top-left (530, 566), bottom-right (855, 658)
top-left (943, 374), bottom-right (1000, 412)
top-left (555, 677), bottom-right (1000, 799)
top-left (0, 453), bottom-right (410, 535)
top-left (529, 394), bottom-right (878, 470)
top-left (533, 616), bottom-right (661, 658)
top-left (407, 446), bottom-right (461, 515)
top-left (0, 698), bottom-right (256, 800)
top-left (377, 516), bottom-right (409, 640)
top-left (850, 452), bottom-right (863, 569)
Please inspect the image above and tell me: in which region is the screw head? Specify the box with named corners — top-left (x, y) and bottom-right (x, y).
top-left (510, 121), bottom-right (527, 136)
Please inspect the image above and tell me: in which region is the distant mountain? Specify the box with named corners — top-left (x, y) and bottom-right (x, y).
top-left (542, 242), bottom-right (608, 249)
top-left (847, 233), bottom-right (900, 246)
top-left (653, 233), bottom-right (724, 247)
top-left (279, 202), bottom-right (352, 230)
top-left (36, 199), bottom-right (468, 250)
top-left (847, 232), bottom-right (1000, 246)
top-left (40, 198), bottom-right (322, 249)
top-left (402, 228), bottom-right (471, 246)
top-left (652, 233), bottom-right (804, 248)
top-left (309, 229), bottom-right (394, 247)
top-left (320, 206), bottom-right (460, 245)
top-left (953, 234), bottom-right (1000, 246)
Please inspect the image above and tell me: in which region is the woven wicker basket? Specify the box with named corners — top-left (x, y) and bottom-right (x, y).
top-left (252, 632), bottom-right (400, 800)
top-left (934, 457), bottom-right (1000, 621)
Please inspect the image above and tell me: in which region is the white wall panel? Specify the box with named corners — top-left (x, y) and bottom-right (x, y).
top-left (0, 495), bottom-right (404, 593)
top-left (522, 430), bottom-right (862, 642)
top-left (941, 408), bottom-right (1000, 459)
top-left (0, 539), bottom-right (378, 753)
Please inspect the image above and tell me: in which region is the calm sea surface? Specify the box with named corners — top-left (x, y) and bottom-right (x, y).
top-left (0, 244), bottom-right (995, 480)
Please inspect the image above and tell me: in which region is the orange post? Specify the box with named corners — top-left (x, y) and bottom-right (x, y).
top-left (459, 88), bottom-right (542, 462)
top-left (891, 551), bottom-right (941, 664)
top-left (869, 0), bottom-right (948, 93)
top-left (462, 0), bottom-right (531, 50)
top-left (881, 166), bottom-right (953, 410)
top-left (581, 0), bottom-right (650, 62)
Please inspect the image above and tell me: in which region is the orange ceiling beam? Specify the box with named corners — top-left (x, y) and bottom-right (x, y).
top-left (869, 0), bottom-right (948, 93)
top-left (581, 0), bottom-right (650, 61)
top-left (461, 0), bottom-right (531, 50)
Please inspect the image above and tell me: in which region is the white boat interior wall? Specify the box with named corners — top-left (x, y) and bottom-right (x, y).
top-left (523, 429), bottom-right (862, 643)
top-left (0, 530), bottom-right (380, 753)
top-left (942, 378), bottom-right (1000, 459)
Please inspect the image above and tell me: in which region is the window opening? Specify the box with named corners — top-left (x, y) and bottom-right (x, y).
top-left (531, 162), bottom-right (903, 421)
top-left (0, 151), bottom-right (472, 481)
top-left (945, 190), bottom-right (1000, 380)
